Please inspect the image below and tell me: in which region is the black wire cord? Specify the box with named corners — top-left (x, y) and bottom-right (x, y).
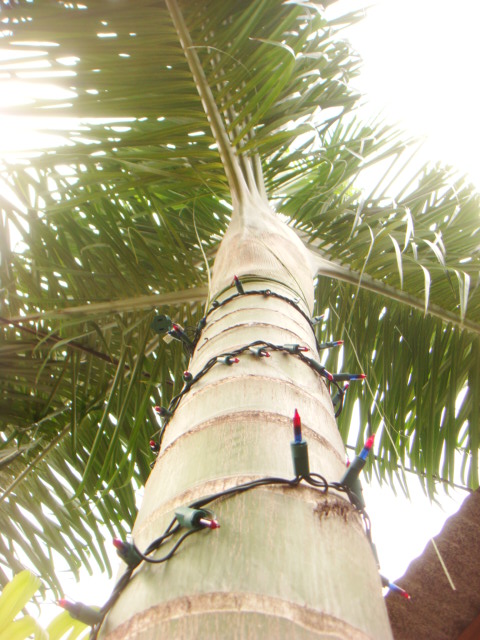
top-left (139, 529), bottom-right (199, 564)
top-left (155, 340), bottom-right (343, 449)
top-left (88, 288), bottom-right (358, 635)
top-left (153, 283), bottom-right (344, 448)
top-left (89, 472), bottom-right (370, 638)
top-left (168, 287), bottom-right (323, 358)
top-left (193, 288), bottom-right (322, 350)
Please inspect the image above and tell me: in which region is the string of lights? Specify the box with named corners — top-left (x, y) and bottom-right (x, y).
top-left (70, 410), bottom-right (389, 638)
top-left (58, 276), bottom-right (408, 635)
top-left (151, 278), bottom-right (327, 356)
top-left (152, 337), bottom-right (358, 450)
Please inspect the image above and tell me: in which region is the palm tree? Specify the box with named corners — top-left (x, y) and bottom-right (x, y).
top-left (0, 0), bottom-right (479, 637)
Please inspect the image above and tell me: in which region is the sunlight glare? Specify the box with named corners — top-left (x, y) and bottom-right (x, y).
top-left (337, 0), bottom-right (480, 188)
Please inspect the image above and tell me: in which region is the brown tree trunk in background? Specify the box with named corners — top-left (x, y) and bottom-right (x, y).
top-left (387, 488), bottom-right (480, 640)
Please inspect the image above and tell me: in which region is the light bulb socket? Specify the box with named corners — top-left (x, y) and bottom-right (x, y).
top-left (183, 371), bottom-right (193, 385)
top-left (149, 440), bottom-right (160, 453)
top-left (233, 275), bottom-right (245, 295)
top-left (291, 440), bottom-right (310, 478)
top-left (58, 599), bottom-right (103, 626)
top-left (318, 340), bottom-right (343, 350)
top-left (249, 346), bottom-right (270, 357)
top-left (333, 373), bottom-right (366, 382)
top-left (154, 405), bottom-right (172, 417)
top-left (284, 343), bottom-right (309, 354)
top-left (175, 506), bottom-right (219, 530)
top-left (151, 314), bottom-right (173, 335)
top-left (113, 539), bottom-right (142, 567)
top-left (344, 474), bottom-right (365, 509)
top-left (308, 358), bottom-right (333, 381)
top-left (218, 355), bottom-right (239, 365)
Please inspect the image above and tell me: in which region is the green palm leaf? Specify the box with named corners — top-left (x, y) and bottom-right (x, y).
top-left (0, 0), bottom-right (478, 595)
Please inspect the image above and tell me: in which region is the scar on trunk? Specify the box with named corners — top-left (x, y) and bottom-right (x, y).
top-left (314, 496), bottom-right (356, 522)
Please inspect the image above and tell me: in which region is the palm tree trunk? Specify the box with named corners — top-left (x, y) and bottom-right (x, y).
top-left (101, 197), bottom-right (393, 639)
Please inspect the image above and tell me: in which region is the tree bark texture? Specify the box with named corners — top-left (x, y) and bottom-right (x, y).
top-left (102, 204), bottom-right (393, 639)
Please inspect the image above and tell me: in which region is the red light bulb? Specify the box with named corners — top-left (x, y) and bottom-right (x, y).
top-left (198, 517), bottom-right (220, 529)
top-left (293, 409), bottom-right (302, 443)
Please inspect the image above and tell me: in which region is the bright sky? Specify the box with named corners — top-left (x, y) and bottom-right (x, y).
top-left (1, 0), bottom-right (477, 625)
top-left (331, 0), bottom-right (480, 189)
